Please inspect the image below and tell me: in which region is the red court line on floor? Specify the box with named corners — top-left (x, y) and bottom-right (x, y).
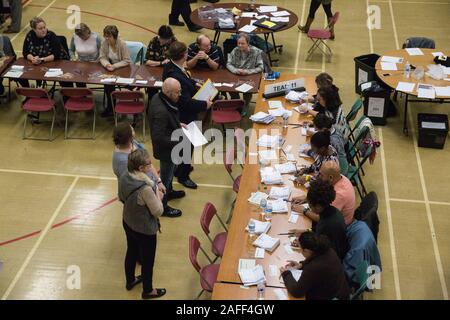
top-left (27, 4), bottom-right (157, 35)
top-left (0, 197), bottom-right (117, 247)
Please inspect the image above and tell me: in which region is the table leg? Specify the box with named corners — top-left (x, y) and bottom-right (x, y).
top-left (271, 32), bottom-right (282, 54)
top-left (403, 93), bottom-right (409, 136)
top-left (213, 30), bottom-right (221, 46)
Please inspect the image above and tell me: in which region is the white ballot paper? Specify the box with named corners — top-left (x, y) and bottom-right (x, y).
top-left (381, 56), bottom-right (403, 63)
top-left (405, 48), bottom-right (424, 56)
top-left (253, 233), bottom-right (280, 252)
top-left (396, 82), bottom-right (415, 93)
top-left (239, 264), bottom-right (266, 286)
top-left (182, 122), bottom-right (208, 147)
top-left (246, 218), bottom-right (271, 234)
top-left (248, 191), bottom-right (269, 205)
top-left (381, 62), bottom-right (397, 71)
top-left (417, 84), bottom-right (436, 99)
top-left (239, 24), bottom-right (257, 33)
top-left (269, 186), bottom-right (291, 200)
top-left (236, 83), bottom-right (254, 93)
top-left (271, 10), bottom-right (290, 17)
top-left (193, 79), bottom-right (218, 101)
top-left (116, 77), bottom-right (134, 84)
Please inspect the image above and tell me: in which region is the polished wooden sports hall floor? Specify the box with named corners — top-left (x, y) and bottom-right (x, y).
top-left (0, 0), bottom-right (449, 300)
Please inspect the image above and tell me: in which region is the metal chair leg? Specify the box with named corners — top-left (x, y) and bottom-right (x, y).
top-left (92, 107), bottom-right (96, 140)
top-left (22, 113), bottom-right (28, 139)
top-left (142, 110), bottom-right (146, 142)
top-left (65, 109), bottom-right (69, 139)
top-left (195, 289), bottom-right (205, 300)
top-left (49, 109), bottom-right (56, 141)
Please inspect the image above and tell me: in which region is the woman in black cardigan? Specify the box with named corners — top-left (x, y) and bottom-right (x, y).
top-left (280, 231), bottom-right (350, 300)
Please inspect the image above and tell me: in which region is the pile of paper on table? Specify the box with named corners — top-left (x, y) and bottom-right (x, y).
top-left (269, 186), bottom-right (291, 200)
top-left (250, 112), bottom-right (275, 124)
top-left (246, 218), bottom-right (271, 234)
top-left (253, 233), bottom-right (280, 252)
top-left (260, 167), bottom-right (283, 185)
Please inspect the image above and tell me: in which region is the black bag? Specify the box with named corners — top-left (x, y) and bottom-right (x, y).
top-left (434, 55), bottom-right (450, 67)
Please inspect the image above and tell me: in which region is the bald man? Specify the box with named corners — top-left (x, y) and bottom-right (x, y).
top-left (186, 34), bottom-right (222, 70)
top-left (291, 160), bottom-right (355, 226)
top-left (149, 77), bottom-right (185, 218)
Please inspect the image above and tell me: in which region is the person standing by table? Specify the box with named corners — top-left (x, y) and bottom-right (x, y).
top-left (162, 41), bottom-right (213, 189)
top-left (118, 149), bottom-right (166, 299)
top-left (298, 0), bottom-right (335, 40)
top-left (186, 34), bottom-right (223, 70)
top-left (99, 25), bottom-right (131, 117)
top-left (4, 0), bottom-right (22, 33)
top-left (226, 33), bottom-right (264, 116)
top-left (169, 0), bottom-right (202, 32)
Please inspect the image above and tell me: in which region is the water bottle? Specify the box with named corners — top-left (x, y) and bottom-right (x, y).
top-left (260, 198), bottom-right (267, 218)
top-left (257, 280), bottom-right (265, 300)
top-left (404, 61), bottom-right (411, 79)
top-left (248, 219), bottom-right (256, 237)
top-left (264, 202), bottom-right (273, 221)
top-left (283, 112), bottom-right (289, 129)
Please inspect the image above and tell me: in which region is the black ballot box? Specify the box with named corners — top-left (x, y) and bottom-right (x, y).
top-left (418, 113), bottom-right (449, 149)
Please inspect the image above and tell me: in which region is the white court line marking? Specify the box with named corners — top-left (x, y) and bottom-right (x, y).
top-left (0, 168), bottom-right (233, 189)
top-left (10, 0), bottom-right (57, 44)
top-left (276, 67), bottom-right (322, 72)
top-left (388, 1), bottom-right (449, 300)
top-left (293, 0), bottom-right (307, 71)
top-left (371, 0), bottom-right (450, 4)
top-left (1, 176), bottom-right (79, 300)
top-left (366, 0), bottom-right (374, 53)
top-left (378, 128), bottom-right (402, 300)
top-left (391, 198), bottom-right (450, 206)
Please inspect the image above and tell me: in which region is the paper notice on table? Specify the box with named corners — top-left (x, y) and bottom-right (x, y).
top-left (3, 70), bottom-right (23, 78)
top-left (241, 12), bottom-right (258, 18)
top-left (154, 81), bottom-right (163, 87)
top-left (271, 10), bottom-right (290, 17)
top-left (417, 84), bottom-right (436, 99)
top-left (135, 80), bottom-right (148, 84)
top-left (396, 82), bottom-right (415, 93)
top-left (260, 166), bottom-right (283, 185)
top-left (267, 199), bottom-right (289, 213)
top-left (193, 79), bottom-right (218, 102)
top-left (270, 17), bottom-right (289, 23)
top-left (236, 83), bottom-right (254, 93)
top-left (257, 6), bottom-right (278, 13)
top-left (116, 77), bottom-right (134, 84)
top-left (11, 65), bottom-right (24, 70)
top-left (255, 247), bottom-right (265, 259)
top-left (239, 24), bottom-right (257, 33)
top-left (381, 56), bottom-right (403, 63)
top-left (274, 288), bottom-right (288, 300)
top-left (432, 52), bottom-right (444, 57)
top-left (182, 122), bottom-right (208, 147)
top-left (256, 15), bottom-right (269, 20)
top-left (100, 78), bottom-right (117, 83)
top-left (44, 70), bottom-right (63, 77)
top-left (405, 48), bottom-right (424, 56)
top-left (268, 100), bottom-right (283, 109)
top-left (434, 86), bottom-right (450, 97)
top-left (221, 83), bottom-right (234, 87)
top-left (258, 149), bottom-right (278, 161)
top-left (381, 62), bottom-right (397, 71)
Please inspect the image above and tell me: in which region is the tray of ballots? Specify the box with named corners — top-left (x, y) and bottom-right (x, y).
top-left (250, 111), bottom-right (276, 124)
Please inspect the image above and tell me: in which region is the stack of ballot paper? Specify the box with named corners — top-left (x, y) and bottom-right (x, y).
top-left (417, 84), bottom-right (436, 99)
top-left (285, 90), bottom-right (308, 102)
top-left (253, 233), bottom-right (280, 252)
top-left (294, 102), bottom-right (313, 114)
top-left (248, 191), bottom-right (269, 205)
top-left (381, 56), bottom-right (403, 64)
top-left (434, 86), bottom-right (450, 97)
top-left (218, 18), bottom-right (235, 28)
top-left (250, 112), bottom-right (275, 124)
top-left (239, 24), bottom-right (257, 33)
top-left (270, 17), bottom-right (289, 23)
top-left (116, 78), bottom-right (134, 84)
top-left (260, 167), bottom-right (283, 185)
top-left (268, 108), bottom-right (292, 117)
top-left (257, 6), bottom-right (278, 13)
top-left (268, 100), bottom-right (283, 109)
top-left (405, 48), bottom-right (424, 56)
top-left (44, 69), bottom-right (63, 77)
top-left (271, 11), bottom-right (290, 17)
top-left (238, 264), bottom-right (266, 286)
top-left (236, 83), bottom-right (254, 93)
top-left (274, 162), bottom-right (297, 174)
top-left (4, 66), bottom-right (23, 78)
top-left (267, 199), bottom-right (289, 213)
top-left (256, 134), bottom-right (284, 148)
top-left (246, 218), bottom-right (271, 234)
top-left (258, 149), bottom-right (278, 161)
top-left (269, 186), bottom-right (291, 200)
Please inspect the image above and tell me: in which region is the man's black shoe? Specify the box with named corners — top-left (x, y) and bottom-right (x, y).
top-left (178, 178), bottom-right (198, 189)
top-left (167, 190), bottom-right (186, 201)
top-left (188, 25), bottom-right (203, 32)
top-left (169, 20), bottom-right (185, 27)
top-left (126, 275), bottom-right (142, 291)
top-left (162, 206), bottom-right (182, 218)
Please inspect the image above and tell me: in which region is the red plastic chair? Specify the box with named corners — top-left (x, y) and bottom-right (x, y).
top-left (234, 128), bottom-right (246, 169)
top-left (189, 235), bottom-right (220, 299)
top-left (16, 88), bottom-right (56, 141)
top-left (200, 202), bottom-right (228, 261)
top-left (60, 88), bottom-right (95, 140)
top-left (306, 12), bottom-right (340, 61)
top-left (111, 90), bottom-right (146, 140)
top-left (211, 99), bottom-right (243, 132)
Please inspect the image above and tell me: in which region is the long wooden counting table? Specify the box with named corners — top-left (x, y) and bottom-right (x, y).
top-left (213, 74), bottom-right (317, 299)
top-left (212, 283), bottom-right (302, 300)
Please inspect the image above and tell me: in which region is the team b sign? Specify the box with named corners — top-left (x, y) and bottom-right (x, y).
top-left (264, 78), bottom-right (305, 95)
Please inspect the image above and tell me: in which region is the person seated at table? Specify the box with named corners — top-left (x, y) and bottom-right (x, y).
top-left (186, 34), bottom-right (222, 70)
top-left (145, 25), bottom-right (176, 67)
top-left (162, 41), bottom-right (213, 189)
top-left (301, 85), bottom-right (349, 141)
top-left (291, 161), bottom-right (355, 226)
top-left (0, 35), bottom-right (16, 96)
top-left (20, 17), bottom-right (69, 87)
top-left (296, 131), bottom-right (339, 180)
top-left (312, 114), bottom-right (348, 175)
top-left (99, 25), bottom-right (131, 117)
top-left (280, 231), bottom-right (350, 300)
top-left (290, 179), bottom-right (349, 260)
top-left (226, 33), bottom-right (264, 116)
top-left (307, 72), bottom-right (334, 104)
top-left (69, 23), bottom-right (101, 62)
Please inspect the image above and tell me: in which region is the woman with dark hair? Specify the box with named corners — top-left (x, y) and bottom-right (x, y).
top-left (298, 0), bottom-right (335, 40)
top-left (291, 180), bottom-right (349, 260)
top-left (162, 41), bottom-right (213, 189)
top-left (118, 149), bottom-right (166, 299)
top-left (280, 231), bottom-right (350, 299)
top-left (99, 25), bottom-right (131, 117)
top-left (298, 131), bottom-right (339, 177)
top-left (145, 25), bottom-right (176, 67)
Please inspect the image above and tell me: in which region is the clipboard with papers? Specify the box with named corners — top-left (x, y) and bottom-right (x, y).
top-left (253, 19), bottom-right (287, 31)
top-left (193, 78), bottom-right (219, 102)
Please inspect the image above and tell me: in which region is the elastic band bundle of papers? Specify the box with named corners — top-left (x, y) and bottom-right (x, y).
top-left (250, 112), bottom-right (275, 124)
top-left (260, 167), bottom-right (283, 185)
top-left (238, 264), bottom-right (266, 286)
top-left (269, 186), bottom-right (291, 200)
top-left (253, 233), bottom-right (280, 252)
top-left (246, 219), bottom-right (271, 234)
top-left (256, 134), bottom-right (284, 148)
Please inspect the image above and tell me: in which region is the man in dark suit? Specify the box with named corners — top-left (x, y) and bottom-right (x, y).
top-left (162, 41), bottom-right (213, 189)
top-left (149, 78), bottom-right (186, 218)
top-left (169, 0), bottom-right (202, 32)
